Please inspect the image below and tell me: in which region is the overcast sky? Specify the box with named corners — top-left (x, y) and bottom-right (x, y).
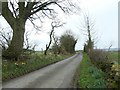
top-left (34, 0), bottom-right (118, 50)
top-left (0, 0), bottom-right (119, 50)
top-left (66, 0), bottom-right (119, 50)
top-left (65, 0), bottom-right (118, 50)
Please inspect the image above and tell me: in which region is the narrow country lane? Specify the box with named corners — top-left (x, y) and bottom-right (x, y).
top-left (3, 53), bottom-right (83, 88)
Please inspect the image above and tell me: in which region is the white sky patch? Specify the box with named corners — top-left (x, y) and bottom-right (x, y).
top-left (0, 0), bottom-right (119, 50)
top-left (77, 0), bottom-right (119, 49)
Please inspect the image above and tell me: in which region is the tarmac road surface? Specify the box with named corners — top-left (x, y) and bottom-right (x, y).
top-left (2, 53), bottom-right (83, 88)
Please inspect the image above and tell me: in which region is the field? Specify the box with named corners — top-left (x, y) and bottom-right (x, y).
top-left (108, 51), bottom-right (119, 64)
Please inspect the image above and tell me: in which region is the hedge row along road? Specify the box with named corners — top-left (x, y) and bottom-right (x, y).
top-left (3, 53), bottom-right (83, 88)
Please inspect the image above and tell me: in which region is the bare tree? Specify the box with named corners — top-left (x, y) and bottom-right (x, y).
top-left (108, 42), bottom-right (113, 51)
top-left (0, 27), bottom-right (36, 56)
top-left (44, 21), bottom-right (64, 55)
top-left (1, 0), bottom-right (79, 59)
top-left (80, 12), bottom-right (96, 54)
top-left (23, 31), bottom-right (37, 55)
top-left (0, 28), bottom-right (12, 51)
top-left (24, 31), bottom-right (33, 50)
top-left (52, 33), bottom-right (60, 54)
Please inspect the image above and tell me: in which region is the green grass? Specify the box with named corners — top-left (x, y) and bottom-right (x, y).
top-left (74, 53), bottom-right (107, 88)
top-left (2, 52), bottom-right (72, 81)
top-left (108, 51), bottom-right (119, 64)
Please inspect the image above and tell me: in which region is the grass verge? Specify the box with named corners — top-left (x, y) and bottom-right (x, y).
top-left (72, 53), bottom-right (107, 88)
top-left (89, 50), bottom-right (119, 88)
top-left (2, 53), bottom-right (72, 82)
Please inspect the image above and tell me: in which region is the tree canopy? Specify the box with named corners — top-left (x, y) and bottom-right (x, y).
top-left (1, 0), bottom-right (78, 59)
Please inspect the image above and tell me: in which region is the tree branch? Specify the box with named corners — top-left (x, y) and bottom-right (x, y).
top-left (30, 1), bottom-right (56, 16)
top-left (9, 0), bottom-right (17, 18)
top-left (28, 17), bottom-right (42, 31)
top-left (2, 2), bottom-right (16, 28)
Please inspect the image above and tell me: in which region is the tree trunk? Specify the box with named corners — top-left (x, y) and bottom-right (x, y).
top-left (44, 29), bottom-right (54, 55)
top-left (3, 20), bottom-right (25, 59)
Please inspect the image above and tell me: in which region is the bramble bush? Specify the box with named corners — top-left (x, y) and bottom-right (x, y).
top-left (89, 50), bottom-right (111, 72)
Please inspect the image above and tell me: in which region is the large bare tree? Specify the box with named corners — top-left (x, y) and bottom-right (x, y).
top-left (0, 0), bottom-right (78, 59)
top-left (80, 13), bottom-right (96, 54)
top-left (0, 27), bottom-right (36, 54)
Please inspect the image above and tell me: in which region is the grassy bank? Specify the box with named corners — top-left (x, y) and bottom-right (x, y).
top-left (73, 53), bottom-right (107, 88)
top-left (2, 52), bottom-right (72, 81)
top-left (106, 51), bottom-right (119, 88)
top-left (87, 50), bottom-right (119, 88)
